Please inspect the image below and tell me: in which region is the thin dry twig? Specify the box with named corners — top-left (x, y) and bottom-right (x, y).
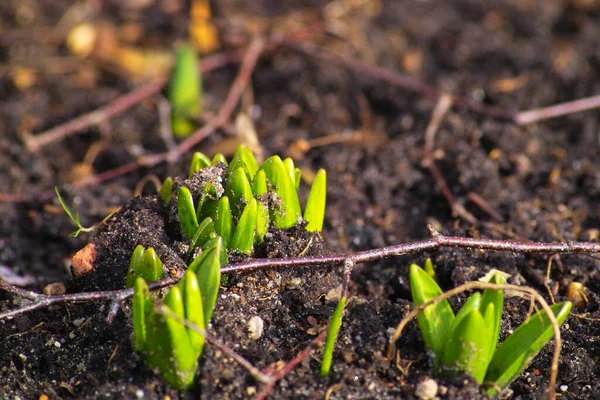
top-left (386, 282), bottom-right (563, 399)
top-left (516, 94), bottom-right (600, 125)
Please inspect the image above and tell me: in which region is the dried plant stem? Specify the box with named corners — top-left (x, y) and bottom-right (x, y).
top-left (516, 94), bottom-right (600, 125)
top-left (386, 282), bottom-right (562, 400)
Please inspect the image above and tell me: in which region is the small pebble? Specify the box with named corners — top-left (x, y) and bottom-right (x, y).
top-left (560, 385), bottom-right (568, 392)
top-left (415, 378), bottom-right (438, 400)
top-left (135, 389), bottom-right (144, 398)
top-left (247, 316), bottom-right (264, 340)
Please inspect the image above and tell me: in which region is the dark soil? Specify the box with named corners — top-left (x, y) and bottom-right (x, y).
top-left (1, 1), bottom-right (600, 399)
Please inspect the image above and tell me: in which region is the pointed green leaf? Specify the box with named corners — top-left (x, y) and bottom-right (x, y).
top-left (485, 301), bottom-right (572, 391)
top-left (188, 217), bottom-right (217, 257)
top-left (212, 153), bottom-right (227, 166)
top-left (189, 152), bottom-right (211, 177)
top-left (303, 169), bottom-right (326, 232)
top-left (441, 306), bottom-right (493, 384)
top-left (225, 167), bottom-right (253, 218)
top-left (410, 264), bottom-right (455, 359)
top-left (227, 144), bottom-right (259, 180)
top-left (159, 286), bottom-right (198, 388)
top-left (252, 169), bottom-right (268, 196)
top-left (210, 196), bottom-right (232, 247)
top-left (125, 245), bottom-right (145, 288)
top-left (202, 236), bottom-right (228, 266)
top-left (260, 156), bottom-right (301, 229)
top-left (480, 272), bottom-right (505, 356)
top-left (140, 247), bottom-right (164, 283)
top-left (159, 177), bottom-right (174, 205)
top-left (452, 292), bottom-right (481, 332)
top-left (294, 168), bottom-right (302, 190)
top-left (169, 44), bottom-right (202, 139)
top-left (252, 169), bottom-right (270, 242)
top-left (179, 270), bottom-right (205, 352)
top-left (321, 296), bottom-right (347, 376)
top-left (230, 198), bottom-right (258, 255)
top-left (283, 158), bottom-right (297, 187)
top-left (178, 186), bottom-right (199, 240)
top-left (424, 258), bottom-right (436, 280)
top-left (188, 242), bottom-right (222, 324)
top-left (132, 277), bottom-right (153, 350)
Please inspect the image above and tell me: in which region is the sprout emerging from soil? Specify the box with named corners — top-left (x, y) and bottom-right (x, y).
top-left (168, 43), bottom-right (202, 138)
top-left (125, 245), bottom-right (164, 288)
top-left (133, 240), bottom-right (222, 389)
top-left (409, 262), bottom-right (572, 395)
top-left (161, 144), bottom-right (327, 257)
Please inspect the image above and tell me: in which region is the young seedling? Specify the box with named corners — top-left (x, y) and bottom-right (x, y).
top-left (125, 245), bottom-right (164, 288)
top-left (55, 186), bottom-right (111, 237)
top-left (132, 240), bottom-right (222, 389)
top-left (168, 43), bottom-right (202, 138)
top-left (167, 144), bottom-right (327, 257)
top-left (409, 262), bottom-right (572, 393)
top-left (320, 296), bottom-right (346, 376)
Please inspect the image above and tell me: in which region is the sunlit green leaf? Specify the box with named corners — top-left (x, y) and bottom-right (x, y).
top-left (179, 270), bottom-right (205, 352)
top-left (260, 156), bottom-right (301, 229)
top-left (188, 242), bottom-right (222, 324)
top-left (424, 258), bottom-right (436, 280)
top-left (225, 167), bottom-right (254, 218)
top-left (202, 236), bottom-right (227, 266)
top-left (132, 277), bottom-right (153, 351)
top-left (178, 186), bottom-right (199, 240)
top-left (252, 169), bottom-right (270, 242)
top-left (140, 247), bottom-right (164, 282)
top-left (230, 198), bottom-right (258, 255)
top-left (304, 169), bottom-right (326, 232)
top-left (168, 44), bottom-right (202, 138)
top-left (410, 263), bottom-right (455, 359)
top-left (321, 296), bottom-right (347, 376)
top-left (208, 196), bottom-right (232, 247)
top-left (159, 177), bottom-right (174, 205)
top-left (212, 153), bottom-right (227, 166)
top-left (227, 144), bottom-right (259, 180)
top-left (189, 152), bottom-right (211, 177)
top-left (485, 301), bottom-right (572, 392)
top-left (125, 245), bottom-right (145, 288)
top-left (188, 217), bottom-right (217, 257)
top-left (441, 305), bottom-right (493, 384)
top-left (480, 272), bottom-right (505, 356)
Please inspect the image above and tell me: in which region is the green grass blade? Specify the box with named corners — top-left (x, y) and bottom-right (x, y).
top-left (410, 264), bottom-right (455, 359)
top-left (303, 169), bottom-right (326, 232)
top-left (140, 247), bottom-right (164, 283)
top-left (202, 236), bottom-right (227, 266)
top-left (480, 272), bottom-right (505, 356)
top-left (159, 286), bottom-right (198, 388)
top-left (132, 277), bottom-right (153, 350)
top-left (168, 44), bottom-right (202, 138)
top-left (225, 167), bottom-right (254, 218)
top-left (321, 296), bottom-right (347, 376)
top-left (159, 177), bottom-right (174, 205)
top-left (189, 242), bottom-right (222, 324)
top-left (230, 198), bottom-right (258, 255)
top-left (189, 152), bottom-right (211, 177)
top-left (485, 301), bottom-right (572, 391)
top-left (260, 156), bottom-right (301, 229)
top-left (441, 306), bottom-right (493, 384)
top-left (212, 153), bottom-right (227, 166)
top-left (178, 186), bottom-right (199, 240)
top-left (180, 270), bottom-right (205, 352)
top-left (210, 197), bottom-right (232, 247)
top-left (125, 245), bottom-right (145, 288)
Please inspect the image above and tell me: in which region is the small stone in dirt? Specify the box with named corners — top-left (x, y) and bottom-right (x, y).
top-left (560, 385), bottom-right (568, 392)
top-left (71, 243), bottom-right (97, 277)
top-left (247, 316), bottom-right (264, 340)
top-left (43, 282), bottom-right (66, 295)
top-left (415, 378), bottom-right (438, 399)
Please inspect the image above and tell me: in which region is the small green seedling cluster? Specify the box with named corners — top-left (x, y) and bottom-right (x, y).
top-left (132, 241), bottom-right (222, 389)
top-left (410, 262), bottom-right (572, 395)
top-left (125, 245), bottom-right (164, 288)
top-left (168, 43), bottom-right (202, 138)
top-left (162, 144), bottom-right (326, 257)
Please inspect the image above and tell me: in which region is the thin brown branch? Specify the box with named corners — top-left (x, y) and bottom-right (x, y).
top-left (2, 226), bottom-right (598, 320)
top-left (516, 94), bottom-right (600, 125)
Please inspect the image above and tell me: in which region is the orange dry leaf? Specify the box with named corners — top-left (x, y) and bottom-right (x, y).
top-left (190, 0), bottom-right (220, 54)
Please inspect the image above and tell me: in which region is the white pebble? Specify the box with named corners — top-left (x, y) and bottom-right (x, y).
top-left (415, 378), bottom-right (438, 399)
top-left (247, 316), bottom-right (264, 340)
top-left (560, 385), bottom-right (568, 392)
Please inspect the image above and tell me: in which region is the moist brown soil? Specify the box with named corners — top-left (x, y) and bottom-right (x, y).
top-left (1, 1), bottom-right (600, 399)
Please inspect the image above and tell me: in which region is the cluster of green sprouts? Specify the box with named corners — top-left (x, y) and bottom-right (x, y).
top-left (125, 144), bottom-right (326, 388)
top-left (161, 144), bottom-right (326, 257)
top-left (410, 261), bottom-right (572, 395)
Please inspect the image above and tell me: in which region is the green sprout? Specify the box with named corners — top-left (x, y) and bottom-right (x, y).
top-left (321, 296), bottom-right (346, 376)
top-left (132, 240), bottom-right (222, 389)
top-left (55, 186), bottom-right (108, 237)
top-left (125, 245), bottom-right (164, 288)
top-left (173, 144), bottom-right (327, 257)
top-left (409, 263), bottom-right (572, 394)
top-left (168, 43), bottom-right (202, 138)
